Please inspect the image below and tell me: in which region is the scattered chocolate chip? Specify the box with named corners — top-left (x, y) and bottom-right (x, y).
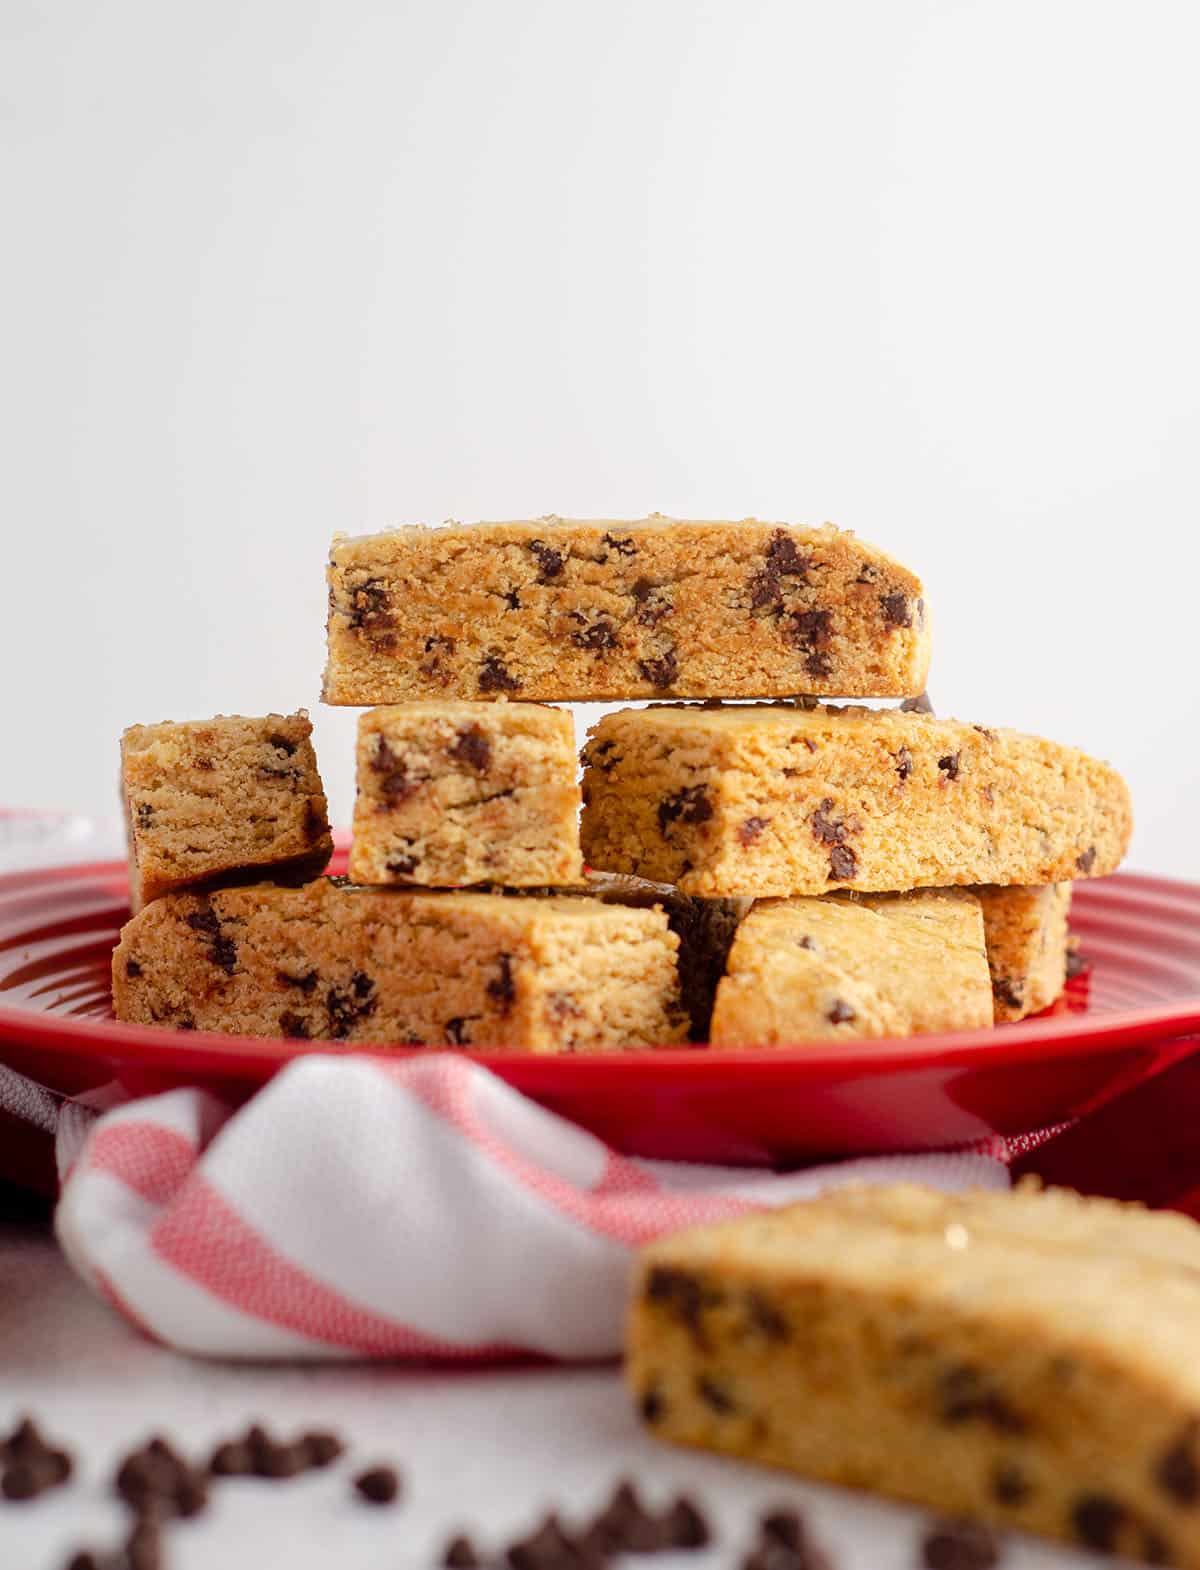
top-left (880, 592), bottom-right (912, 627)
top-left (1076, 846), bottom-right (1097, 873)
top-left (639, 1388), bottom-right (665, 1424)
top-left (745, 1292), bottom-right (789, 1340)
top-left (991, 1461), bottom-right (1031, 1506)
top-left (125, 959), bottom-right (143, 978)
top-left (506, 1512), bottom-right (587, 1569)
top-left (602, 531), bottom-right (637, 556)
top-left (445, 1017), bottom-right (474, 1044)
top-left (301, 1430), bottom-right (344, 1468)
top-left (125, 1519), bottom-right (164, 1570)
top-left (938, 753), bottom-right (961, 781)
top-left (487, 954), bottom-right (516, 1014)
top-left (208, 1440), bottom-right (253, 1477)
top-left (386, 852), bottom-right (420, 875)
top-left (587, 1479), bottom-right (663, 1555)
top-left (2, 1462), bottom-right (46, 1500)
top-left (372, 737), bottom-right (417, 804)
top-left (749, 531), bottom-right (810, 609)
top-left (135, 803), bottom-right (155, 828)
top-left (760, 1510), bottom-right (810, 1554)
top-left (584, 739), bottom-right (619, 772)
top-left (354, 1464), bottom-right (400, 1505)
top-left (326, 972), bottom-right (377, 1038)
top-left (658, 785), bottom-right (713, 835)
top-left (449, 726), bottom-right (492, 773)
top-left (570, 615), bottom-right (619, 654)
top-left (279, 1011), bottom-right (311, 1039)
top-left (528, 540), bottom-right (565, 580)
top-left (828, 844), bottom-right (857, 881)
top-left (1072, 1493), bottom-right (1125, 1551)
top-left (810, 799), bottom-right (845, 846)
top-left (646, 1267), bottom-right (711, 1341)
top-left (972, 725), bottom-right (997, 741)
top-left (209, 933), bottom-right (238, 974)
top-left (900, 692), bottom-right (935, 714)
top-left (992, 978), bottom-right (1023, 1011)
top-left (637, 649), bottom-right (679, 689)
top-left (176, 1014), bottom-right (196, 1031)
top-left (896, 747), bottom-right (913, 781)
top-left (444, 1535), bottom-right (483, 1568)
top-left (63, 1554), bottom-right (100, 1570)
top-left (937, 1365), bottom-right (1026, 1433)
top-left (921, 1517), bottom-right (998, 1569)
top-left (504, 588), bottom-right (522, 610)
top-left (827, 998), bottom-right (856, 1025)
top-left (478, 654), bottom-right (521, 693)
top-left (631, 578), bottom-right (673, 626)
top-left (696, 1375), bottom-right (736, 1415)
top-left (1157, 1425), bottom-right (1200, 1503)
top-left (277, 969), bottom-right (319, 993)
top-left (738, 816), bottom-right (770, 846)
top-left (267, 733), bottom-right (298, 755)
top-left (347, 577), bottom-right (394, 632)
top-left (784, 609), bottom-right (833, 678)
top-left (421, 634), bottom-right (457, 682)
top-left (184, 909), bottom-right (220, 936)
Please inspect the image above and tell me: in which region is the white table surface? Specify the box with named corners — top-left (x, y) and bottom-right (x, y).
top-left (0, 1212), bottom-right (1108, 1570)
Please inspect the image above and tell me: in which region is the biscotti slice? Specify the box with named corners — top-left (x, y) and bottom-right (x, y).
top-left (348, 702), bottom-right (583, 888)
top-left (121, 712), bottom-right (333, 911)
top-left (708, 889), bottom-right (992, 1045)
top-left (975, 882), bottom-right (1073, 1022)
top-left (580, 703), bottom-right (1131, 898)
top-left (111, 878), bottom-right (688, 1051)
top-left (323, 517), bottom-right (931, 703)
top-left (628, 1180), bottom-right (1200, 1568)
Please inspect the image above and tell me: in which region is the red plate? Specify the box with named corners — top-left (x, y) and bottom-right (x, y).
top-left (2, 856), bottom-right (1199, 1166)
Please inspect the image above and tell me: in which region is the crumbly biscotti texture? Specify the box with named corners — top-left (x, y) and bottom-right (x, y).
top-left (120, 712), bottom-right (333, 911)
top-left (111, 878), bottom-right (688, 1051)
top-left (580, 703), bottom-right (1132, 898)
top-left (322, 518), bottom-right (931, 703)
top-left (628, 1179), bottom-right (1200, 1568)
top-left (348, 702), bottom-right (583, 888)
top-left (976, 883), bottom-right (1073, 1022)
top-left (708, 889), bottom-right (992, 1045)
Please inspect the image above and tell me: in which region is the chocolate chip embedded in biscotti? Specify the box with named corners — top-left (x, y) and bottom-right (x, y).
top-left (658, 785), bottom-right (714, 835)
top-left (993, 977), bottom-right (1024, 1011)
top-left (449, 726), bottom-right (492, 773)
top-left (1076, 845), bottom-right (1097, 873)
top-left (1156, 1424), bottom-right (1200, 1503)
top-left (486, 954), bottom-right (516, 1015)
top-left (528, 539), bottom-right (565, 581)
top-left (937, 1365), bottom-right (1026, 1433)
top-left (738, 816), bottom-right (770, 846)
top-left (372, 738), bottom-right (417, 805)
top-left (135, 803), bottom-right (155, 828)
top-left (828, 844), bottom-right (857, 881)
top-left (645, 1267), bottom-right (718, 1343)
top-left (639, 1386), bottom-right (666, 1424)
top-left (347, 577), bottom-right (394, 631)
top-left (444, 1016), bottom-right (475, 1044)
top-left (185, 909), bottom-right (237, 973)
top-left (896, 747), bottom-right (913, 781)
top-left (571, 615), bottom-right (619, 654)
top-left (602, 531), bottom-right (637, 557)
top-left (810, 799), bottom-right (846, 846)
top-left (827, 999), bottom-right (856, 1024)
top-left (1072, 1493), bottom-right (1126, 1552)
top-left (696, 1376), bottom-right (736, 1415)
top-left (326, 973), bottom-right (377, 1039)
top-left (637, 649), bottom-right (679, 689)
top-left (745, 1291), bottom-right (789, 1341)
top-left (478, 654), bottom-right (521, 693)
top-left (749, 530), bottom-right (811, 609)
top-left (784, 608), bottom-right (833, 674)
top-left (277, 968), bottom-right (319, 993)
top-left (921, 1517), bottom-right (998, 1570)
top-left (267, 733), bottom-right (298, 756)
top-left (938, 752), bottom-right (961, 781)
top-left (125, 959), bottom-right (143, 979)
top-left (279, 1012), bottom-right (311, 1039)
top-left (421, 634), bottom-right (456, 683)
top-left (991, 1462), bottom-right (1032, 1506)
top-left (386, 853), bottom-right (420, 875)
top-left (880, 592), bottom-right (913, 628)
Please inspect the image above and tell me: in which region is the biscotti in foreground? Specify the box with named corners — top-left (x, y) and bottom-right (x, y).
top-left (976, 883), bottom-right (1073, 1022)
top-left (112, 878), bottom-right (688, 1051)
top-left (628, 1180), bottom-right (1200, 1568)
top-left (348, 701), bottom-right (583, 888)
top-left (120, 712), bottom-right (333, 911)
top-left (323, 518), bottom-right (931, 703)
top-left (581, 702), bottom-right (1131, 897)
top-left (708, 890), bottom-right (993, 1044)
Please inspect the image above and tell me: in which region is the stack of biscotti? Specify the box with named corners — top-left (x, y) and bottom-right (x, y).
top-left (112, 514), bottom-right (1131, 1049)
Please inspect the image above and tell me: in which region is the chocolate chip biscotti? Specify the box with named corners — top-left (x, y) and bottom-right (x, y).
top-left (628, 1179), bottom-right (1200, 1568)
top-left (348, 701), bottom-right (583, 888)
top-left (708, 890), bottom-right (993, 1045)
top-left (976, 883), bottom-right (1073, 1023)
top-left (121, 712), bottom-right (333, 911)
top-left (323, 518), bottom-right (931, 703)
top-left (112, 878), bottom-right (688, 1051)
top-left (581, 703), bottom-right (1132, 898)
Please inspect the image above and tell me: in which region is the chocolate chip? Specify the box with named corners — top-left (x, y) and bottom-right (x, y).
top-left (444, 1535), bottom-right (483, 1568)
top-left (63, 1554), bottom-right (100, 1570)
top-left (125, 959), bottom-right (142, 978)
top-left (208, 1441), bottom-right (253, 1476)
top-left (326, 972), bottom-right (377, 1038)
top-left (646, 1266), bottom-right (713, 1341)
top-left (972, 725), bottom-right (997, 741)
top-left (487, 954), bottom-right (516, 1014)
top-left (749, 531), bottom-right (811, 609)
top-left (354, 1465), bottom-right (399, 1505)
top-left (797, 934), bottom-right (815, 949)
top-left (921, 1518), bottom-right (998, 1569)
top-left (257, 1442), bottom-right (310, 1479)
top-left (639, 1388), bottom-right (665, 1424)
top-left (347, 577), bottom-right (394, 631)
top-left (505, 1513), bottom-right (587, 1570)
top-left (503, 588), bottom-right (522, 609)
top-left (386, 852), bottom-right (420, 875)
top-left (445, 1016), bottom-right (474, 1044)
top-left (1076, 845), bottom-right (1097, 873)
top-left (659, 1495), bottom-right (709, 1551)
top-left (583, 739), bottom-right (619, 772)
top-left (449, 726), bottom-right (492, 773)
top-left (738, 816), bottom-right (770, 846)
top-left (1157, 1425), bottom-right (1200, 1503)
top-left (125, 1519), bottom-right (163, 1570)
top-left (937, 1366), bottom-right (1026, 1433)
top-left (637, 649), bottom-right (679, 689)
top-left (696, 1375), bottom-right (735, 1414)
top-left (372, 738), bottom-right (416, 804)
top-left (658, 785), bottom-right (713, 835)
top-left (528, 539), bottom-right (565, 580)
top-left (631, 578), bottom-right (673, 626)
top-left (880, 592), bottom-right (912, 627)
top-left (587, 1479), bottom-right (663, 1554)
top-left (827, 998), bottom-right (856, 1024)
top-left (992, 978), bottom-right (1023, 1011)
top-left (1073, 1493), bottom-right (1125, 1551)
top-left (746, 1292), bottom-right (789, 1340)
top-left (135, 802), bottom-right (155, 828)
top-left (279, 1011), bottom-right (311, 1039)
top-left (185, 909), bottom-right (220, 936)
top-left (268, 733), bottom-right (298, 755)
top-left (421, 634), bottom-right (457, 682)
top-left (810, 799), bottom-right (845, 846)
top-left (277, 969), bottom-right (319, 993)
top-left (571, 615), bottom-right (619, 654)
top-left (900, 692), bottom-right (935, 714)
top-left (992, 1462), bottom-right (1031, 1506)
top-left (176, 1014), bottom-right (196, 1031)
top-left (209, 933), bottom-right (238, 974)
top-left (828, 844), bottom-right (857, 880)
top-left (896, 747), bottom-right (913, 781)
top-left (761, 1510), bottom-right (806, 1552)
top-left (478, 654), bottom-right (521, 693)
top-left (2, 1462), bottom-right (47, 1500)
top-left (301, 1431), bottom-right (344, 1468)
top-left (784, 609), bottom-right (833, 677)
top-left (938, 752), bottom-right (961, 781)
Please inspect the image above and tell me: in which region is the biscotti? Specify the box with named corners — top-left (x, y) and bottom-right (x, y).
top-left (348, 702), bottom-right (583, 888)
top-left (580, 703), bottom-right (1132, 898)
top-left (708, 890), bottom-right (993, 1045)
top-left (111, 878), bottom-right (688, 1051)
top-left (120, 712), bottom-right (333, 911)
top-left (976, 883), bottom-right (1073, 1022)
top-left (628, 1179), bottom-right (1200, 1567)
top-left (322, 518), bottom-right (931, 703)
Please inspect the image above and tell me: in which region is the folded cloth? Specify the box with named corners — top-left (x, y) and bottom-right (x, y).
top-left (53, 1054), bottom-right (1009, 1361)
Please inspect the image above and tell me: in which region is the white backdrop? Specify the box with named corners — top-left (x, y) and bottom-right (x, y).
top-left (3, 0), bottom-right (1198, 875)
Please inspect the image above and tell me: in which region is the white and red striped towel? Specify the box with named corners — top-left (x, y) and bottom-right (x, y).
top-left (53, 1054), bottom-right (1010, 1361)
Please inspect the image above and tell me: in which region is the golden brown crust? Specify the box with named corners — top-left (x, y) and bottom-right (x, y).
top-left (322, 518), bottom-right (931, 703)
